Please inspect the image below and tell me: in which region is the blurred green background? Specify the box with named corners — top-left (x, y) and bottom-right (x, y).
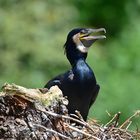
top-left (0, 0), bottom-right (140, 129)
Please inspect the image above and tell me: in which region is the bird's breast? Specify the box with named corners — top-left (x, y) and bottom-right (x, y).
top-left (75, 62), bottom-right (95, 80)
top-left (72, 65), bottom-right (96, 90)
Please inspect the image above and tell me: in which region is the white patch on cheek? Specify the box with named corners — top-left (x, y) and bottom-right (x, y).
top-left (77, 44), bottom-right (89, 53)
top-left (73, 34), bottom-right (89, 53)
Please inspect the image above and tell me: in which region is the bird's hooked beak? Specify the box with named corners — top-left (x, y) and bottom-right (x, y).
top-left (80, 28), bottom-right (106, 48)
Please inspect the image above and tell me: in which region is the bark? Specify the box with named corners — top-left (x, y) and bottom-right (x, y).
top-left (0, 83), bottom-right (138, 140)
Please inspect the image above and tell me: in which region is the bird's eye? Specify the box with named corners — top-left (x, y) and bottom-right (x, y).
top-left (80, 29), bottom-right (89, 35)
top-left (80, 30), bottom-right (86, 34)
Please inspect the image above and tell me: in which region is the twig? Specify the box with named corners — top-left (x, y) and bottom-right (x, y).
top-left (114, 112), bottom-right (121, 127)
top-left (65, 123), bottom-right (100, 140)
top-left (75, 110), bottom-right (84, 121)
top-left (120, 110), bottom-right (140, 129)
top-left (70, 113), bottom-right (80, 119)
top-left (125, 121), bottom-right (132, 130)
top-left (106, 110), bottom-right (112, 117)
top-left (37, 108), bottom-right (95, 133)
top-left (34, 124), bottom-right (71, 140)
top-left (105, 112), bottom-right (121, 127)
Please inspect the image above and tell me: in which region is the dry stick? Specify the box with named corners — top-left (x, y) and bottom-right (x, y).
top-left (105, 112), bottom-right (121, 127)
top-left (106, 110), bottom-right (112, 117)
top-left (64, 123), bottom-right (100, 140)
top-left (125, 121), bottom-right (132, 130)
top-left (113, 112), bottom-right (121, 127)
top-left (119, 110), bottom-right (140, 129)
top-left (37, 108), bottom-right (95, 133)
top-left (70, 113), bottom-right (80, 119)
top-left (75, 110), bottom-right (84, 121)
top-left (34, 124), bottom-right (71, 140)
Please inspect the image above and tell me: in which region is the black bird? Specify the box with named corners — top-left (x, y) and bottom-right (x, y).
top-left (45, 28), bottom-right (106, 120)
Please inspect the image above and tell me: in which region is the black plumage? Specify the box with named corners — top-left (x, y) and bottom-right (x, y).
top-left (45, 28), bottom-right (106, 120)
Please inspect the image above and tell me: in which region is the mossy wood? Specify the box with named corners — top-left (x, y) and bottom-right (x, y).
top-left (0, 83), bottom-right (139, 140)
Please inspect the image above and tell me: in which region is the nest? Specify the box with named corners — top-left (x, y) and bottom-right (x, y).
top-left (0, 83), bottom-right (139, 140)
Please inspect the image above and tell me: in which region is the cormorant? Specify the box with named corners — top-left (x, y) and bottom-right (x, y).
top-left (45, 28), bottom-right (106, 120)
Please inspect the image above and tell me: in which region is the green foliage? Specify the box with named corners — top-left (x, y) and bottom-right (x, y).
top-left (88, 4), bottom-right (140, 128)
top-left (0, 0), bottom-right (77, 87)
top-left (70, 0), bottom-right (139, 37)
top-left (88, 19), bottom-right (140, 129)
top-left (0, 0), bottom-right (140, 129)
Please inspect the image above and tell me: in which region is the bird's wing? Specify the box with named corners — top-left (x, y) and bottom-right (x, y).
top-left (89, 84), bottom-right (100, 107)
top-left (44, 74), bottom-right (64, 89)
top-left (44, 70), bottom-right (73, 89)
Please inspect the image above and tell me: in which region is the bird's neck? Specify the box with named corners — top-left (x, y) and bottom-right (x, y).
top-left (73, 58), bottom-right (95, 84)
top-left (65, 44), bottom-right (87, 67)
top-left (72, 58), bottom-right (87, 68)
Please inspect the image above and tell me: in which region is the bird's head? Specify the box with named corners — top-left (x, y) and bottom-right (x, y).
top-left (64, 28), bottom-right (106, 53)
top-left (64, 28), bottom-right (106, 65)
